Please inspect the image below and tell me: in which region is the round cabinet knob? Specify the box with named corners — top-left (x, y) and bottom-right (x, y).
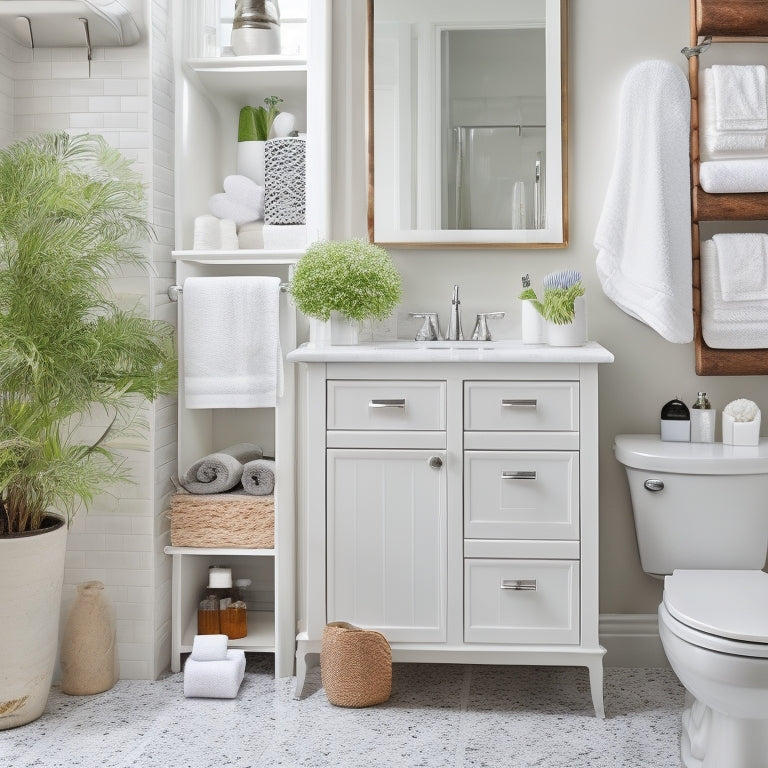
top-left (429, 456), bottom-right (443, 469)
top-left (643, 478), bottom-right (664, 492)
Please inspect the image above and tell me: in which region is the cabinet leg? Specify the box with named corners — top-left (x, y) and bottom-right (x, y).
top-left (588, 661), bottom-right (605, 719)
top-left (293, 640), bottom-right (321, 699)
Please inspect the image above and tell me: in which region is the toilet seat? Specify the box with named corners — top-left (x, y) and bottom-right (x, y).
top-left (661, 570), bottom-right (768, 658)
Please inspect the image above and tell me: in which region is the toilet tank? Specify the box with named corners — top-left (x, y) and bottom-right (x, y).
top-left (614, 435), bottom-right (768, 576)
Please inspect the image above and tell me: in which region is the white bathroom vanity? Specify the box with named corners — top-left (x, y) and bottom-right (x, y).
top-left (288, 341), bottom-right (613, 717)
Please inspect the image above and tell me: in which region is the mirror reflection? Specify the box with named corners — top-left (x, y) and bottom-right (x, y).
top-left (368, 0), bottom-right (567, 247)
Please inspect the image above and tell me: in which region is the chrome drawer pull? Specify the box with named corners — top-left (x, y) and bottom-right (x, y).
top-left (501, 398), bottom-right (537, 408)
top-left (501, 470), bottom-right (537, 480)
top-left (369, 398), bottom-right (406, 408)
top-left (500, 579), bottom-right (537, 591)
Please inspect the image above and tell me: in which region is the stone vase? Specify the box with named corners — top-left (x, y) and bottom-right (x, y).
top-left (60, 580), bottom-right (119, 696)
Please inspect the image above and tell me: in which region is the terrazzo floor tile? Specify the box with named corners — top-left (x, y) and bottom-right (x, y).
top-left (1, 657), bottom-right (684, 768)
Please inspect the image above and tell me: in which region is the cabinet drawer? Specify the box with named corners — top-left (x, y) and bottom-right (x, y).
top-left (464, 559), bottom-right (579, 644)
top-left (464, 381), bottom-right (578, 431)
top-left (327, 380), bottom-right (446, 431)
top-left (464, 451), bottom-right (579, 540)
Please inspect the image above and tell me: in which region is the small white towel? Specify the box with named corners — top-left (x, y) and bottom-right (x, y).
top-left (701, 69), bottom-right (768, 158)
top-left (712, 233), bottom-right (768, 302)
top-left (183, 649), bottom-right (246, 699)
top-left (595, 60), bottom-right (693, 343)
top-left (183, 276), bottom-right (283, 409)
top-left (700, 238), bottom-right (768, 348)
top-left (699, 159), bottom-right (768, 192)
top-left (712, 64), bottom-right (768, 131)
top-left (190, 634), bottom-right (229, 662)
top-left (238, 221), bottom-right (265, 250)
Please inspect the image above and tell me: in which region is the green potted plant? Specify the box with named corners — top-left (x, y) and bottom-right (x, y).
top-left (519, 270), bottom-right (587, 346)
top-left (0, 133), bottom-right (176, 729)
top-left (237, 96), bottom-right (283, 185)
top-left (289, 238), bottom-right (403, 344)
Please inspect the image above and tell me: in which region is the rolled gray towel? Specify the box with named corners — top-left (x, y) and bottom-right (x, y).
top-left (182, 443), bottom-right (263, 494)
top-left (241, 458), bottom-right (276, 496)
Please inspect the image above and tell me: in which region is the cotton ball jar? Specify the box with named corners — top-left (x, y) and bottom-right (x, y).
top-left (722, 398), bottom-right (761, 446)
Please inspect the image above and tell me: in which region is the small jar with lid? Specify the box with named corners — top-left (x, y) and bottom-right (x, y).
top-left (220, 578), bottom-right (250, 640)
top-left (197, 594), bottom-right (221, 635)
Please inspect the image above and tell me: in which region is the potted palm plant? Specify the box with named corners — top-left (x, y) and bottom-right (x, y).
top-left (289, 238), bottom-right (402, 344)
top-left (0, 133), bottom-right (176, 729)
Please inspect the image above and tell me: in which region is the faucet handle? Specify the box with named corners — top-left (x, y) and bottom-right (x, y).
top-left (472, 312), bottom-right (506, 341)
top-left (410, 312), bottom-right (442, 341)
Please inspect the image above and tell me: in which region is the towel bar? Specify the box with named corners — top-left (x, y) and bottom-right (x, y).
top-left (167, 282), bottom-right (288, 301)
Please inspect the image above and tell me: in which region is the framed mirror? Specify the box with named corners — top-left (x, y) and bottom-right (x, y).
top-left (367, 0), bottom-right (567, 248)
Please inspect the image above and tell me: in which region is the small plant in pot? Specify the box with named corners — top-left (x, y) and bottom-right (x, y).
top-left (0, 133), bottom-right (176, 729)
top-left (289, 238), bottom-right (403, 344)
top-left (237, 96), bottom-right (283, 185)
top-left (519, 270), bottom-right (586, 346)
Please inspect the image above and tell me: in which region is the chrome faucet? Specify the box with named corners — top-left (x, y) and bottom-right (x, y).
top-left (409, 312), bottom-right (442, 341)
top-left (446, 284), bottom-right (464, 341)
top-left (472, 312), bottom-right (506, 341)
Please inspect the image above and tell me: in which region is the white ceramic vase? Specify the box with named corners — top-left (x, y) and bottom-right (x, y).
top-left (547, 296), bottom-right (587, 347)
top-left (0, 515), bottom-right (67, 730)
top-left (271, 112), bottom-right (296, 138)
top-left (237, 140), bottom-right (265, 186)
top-left (231, 26), bottom-right (280, 56)
top-left (521, 300), bottom-right (545, 344)
top-left (308, 313), bottom-right (359, 346)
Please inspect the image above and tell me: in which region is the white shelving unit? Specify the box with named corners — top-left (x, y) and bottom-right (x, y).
top-left (167, 0), bottom-right (331, 677)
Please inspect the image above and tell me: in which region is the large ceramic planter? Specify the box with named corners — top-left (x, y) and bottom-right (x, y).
top-left (0, 515), bottom-right (67, 730)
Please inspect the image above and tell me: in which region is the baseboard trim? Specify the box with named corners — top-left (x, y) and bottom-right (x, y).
top-left (599, 613), bottom-right (669, 668)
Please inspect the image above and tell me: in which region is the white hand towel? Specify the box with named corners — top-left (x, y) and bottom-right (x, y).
top-left (712, 233), bottom-right (768, 302)
top-left (595, 60), bottom-right (693, 343)
top-left (701, 69), bottom-right (768, 158)
top-left (190, 634), bottom-right (229, 662)
top-left (183, 276), bottom-right (284, 408)
top-left (712, 64), bottom-right (768, 131)
top-left (700, 238), bottom-right (768, 348)
top-left (699, 159), bottom-right (768, 192)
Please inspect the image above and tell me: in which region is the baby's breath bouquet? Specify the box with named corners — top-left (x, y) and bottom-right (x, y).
top-left (289, 239), bottom-right (402, 322)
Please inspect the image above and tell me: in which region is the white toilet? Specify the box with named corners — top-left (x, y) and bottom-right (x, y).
top-left (614, 435), bottom-right (768, 768)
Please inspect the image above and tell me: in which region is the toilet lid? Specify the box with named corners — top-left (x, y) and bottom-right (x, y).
top-left (664, 570), bottom-right (768, 643)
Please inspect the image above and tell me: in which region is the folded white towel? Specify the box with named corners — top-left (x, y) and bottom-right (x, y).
top-left (595, 60), bottom-right (693, 343)
top-left (190, 634), bottom-right (229, 662)
top-left (241, 458), bottom-right (275, 496)
top-left (712, 233), bottom-right (768, 302)
top-left (183, 276), bottom-right (284, 408)
top-left (238, 221), bottom-right (265, 250)
top-left (701, 69), bottom-right (768, 159)
top-left (700, 239), bottom-right (768, 348)
top-left (262, 224), bottom-right (307, 250)
top-left (183, 649), bottom-right (246, 699)
top-left (712, 65), bottom-right (768, 131)
top-left (699, 159), bottom-right (768, 192)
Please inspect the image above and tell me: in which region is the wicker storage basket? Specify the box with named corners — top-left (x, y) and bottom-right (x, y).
top-left (320, 621), bottom-right (392, 707)
top-left (169, 493), bottom-right (274, 548)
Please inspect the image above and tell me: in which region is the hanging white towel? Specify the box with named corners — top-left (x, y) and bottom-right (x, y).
top-left (594, 60), bottom-right (693, 343)
top-left (183, 276), bottom-right (283, 408)
top-left (712, 65), bottom-right (768, 132)
top-left (712, 233), bottom-right (768, 302)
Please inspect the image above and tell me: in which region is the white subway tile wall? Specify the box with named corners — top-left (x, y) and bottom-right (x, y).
top-left (0, 0), bottom-right (176, 680)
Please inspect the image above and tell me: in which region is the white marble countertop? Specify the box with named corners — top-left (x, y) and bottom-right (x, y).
top-left (287, 340), bottom-right (614, 364)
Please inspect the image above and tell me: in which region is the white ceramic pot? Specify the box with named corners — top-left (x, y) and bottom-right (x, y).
top-left (722, 410), bottom-right (761, 446)
top-left (547, 296), bottom-right (587, 347)
top-left (271, 112), bottom-right (296, 138)
top-left (0, 515), bottom-right (67, 730)
top-left (521, 300), bottom-right (545, 344)
top-left (330, 312), bottom-right (359, 345)
top-left (237, 140), bottom-right (266, 186)
top-left (308, 316), bottom-right (332, 346)
top-left (231, 26), bottom-right (281, 56)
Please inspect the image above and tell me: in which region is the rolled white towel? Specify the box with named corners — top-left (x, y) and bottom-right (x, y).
top-left (193, 215), bottom-right (222, 250)
top-left (191, 634), bottom-right (229, 662)
top-left (181, 443), bottom-right (264, 494)
top-left (183, 649), bottom-right (246, 699)
top-left (219, 219), bottom-right (239, 250)
top-left (241, 458), bottom-right (275, 496)
top-left (208, 192), bottom-right (261, 227)
top-left (699, 159), bottom-right (768, 193)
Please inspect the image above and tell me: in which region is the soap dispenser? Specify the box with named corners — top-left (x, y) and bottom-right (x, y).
top-left (660, 397), bottom-right (690, 442)
top-left (690, 392), bottom-right (715, 443)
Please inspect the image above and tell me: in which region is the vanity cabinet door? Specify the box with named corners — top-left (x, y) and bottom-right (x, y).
top-left (326, 449), bottom-right (447, 643)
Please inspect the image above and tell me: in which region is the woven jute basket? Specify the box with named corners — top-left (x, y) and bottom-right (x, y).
top-left (169, 493), bottom-right (274, 548)
top-left (320, 621), bottom-right (392, 707)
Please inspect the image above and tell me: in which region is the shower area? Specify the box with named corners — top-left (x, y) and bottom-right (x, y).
top-left (440, 27), bottom-right (546, 230)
